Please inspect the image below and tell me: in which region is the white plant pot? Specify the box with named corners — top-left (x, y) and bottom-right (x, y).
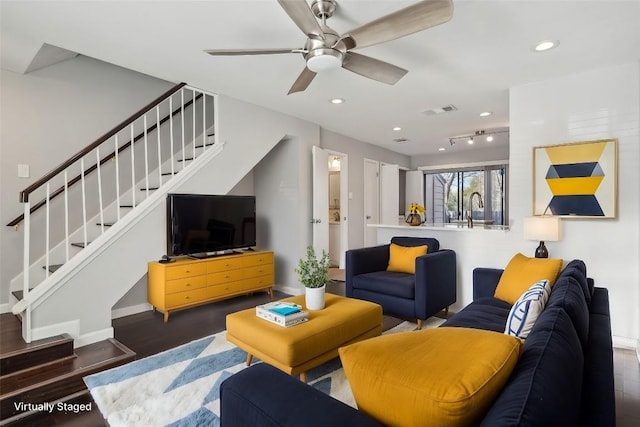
top-left (305, 284), bottom-right (326, 310)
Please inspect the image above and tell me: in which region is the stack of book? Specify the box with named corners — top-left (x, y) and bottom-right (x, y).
top-left (256, 301), bottom-right (308, 327)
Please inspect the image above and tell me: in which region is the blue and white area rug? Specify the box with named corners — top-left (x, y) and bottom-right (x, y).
top-left (84, 318), bottom-right (443, 427)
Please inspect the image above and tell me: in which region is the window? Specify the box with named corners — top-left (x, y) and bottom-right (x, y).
top-left (423, 164), bottom-right (508, 226)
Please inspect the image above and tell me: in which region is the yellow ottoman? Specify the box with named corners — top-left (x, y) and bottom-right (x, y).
top-left (226, 294), bottom-right (382, 381)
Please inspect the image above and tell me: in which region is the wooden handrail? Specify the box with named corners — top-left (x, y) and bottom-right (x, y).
top-left (6, 87), bottom-right (204, 227)
top-left (18, 82), bottom-right (187, 204)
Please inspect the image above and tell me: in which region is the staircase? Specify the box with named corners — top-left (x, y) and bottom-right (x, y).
top-left (1, 81), bottom-right (294, 424)
top-left (0, 313), bottom-right (135, 424)
top-left (7, 82), bottom-right (222, 344)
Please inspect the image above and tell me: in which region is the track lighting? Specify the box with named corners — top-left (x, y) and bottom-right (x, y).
top-left (447, 129), bottom-right (509, 147)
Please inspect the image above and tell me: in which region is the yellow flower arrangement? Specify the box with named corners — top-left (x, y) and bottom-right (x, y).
top-left (408, 203), bottom-right (425, 214)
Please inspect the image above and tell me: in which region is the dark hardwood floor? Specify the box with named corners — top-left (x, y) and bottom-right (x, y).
top-left (4, 290), bottom-right (287, 427)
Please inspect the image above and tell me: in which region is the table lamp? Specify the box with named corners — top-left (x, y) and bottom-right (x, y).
top-left (523, 216), bottom-right (562, 258)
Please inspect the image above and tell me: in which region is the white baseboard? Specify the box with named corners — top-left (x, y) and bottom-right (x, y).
top-left (274, 284), bottom-right (303, 296)
top-left (111, 303), bottom-right (153, 319)
top-left (0, 303), bottom-right (9, 314)
top-left (74, 327), bottom-right (114, 348)
top-left (613, 335), bottom-right (638, 350)
top-left (31, 319), bottom-right (80, 342)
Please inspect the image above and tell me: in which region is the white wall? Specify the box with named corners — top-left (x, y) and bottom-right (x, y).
top-left (320, 129), bottom-right (411, 250)
top-left (378, 61), bottom-right (640, 347)
top-left (0, 55), bottom-right (174, 309)
top-left (510, 61), bottom-right (640, 346)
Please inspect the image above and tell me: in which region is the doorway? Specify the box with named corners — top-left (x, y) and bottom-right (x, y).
top-left (312, 146), bottom-right (348, 269)
top-left (327, 151), bottom-right (348, 268)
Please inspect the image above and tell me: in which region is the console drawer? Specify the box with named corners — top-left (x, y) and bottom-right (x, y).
top-left (166, 288), bottom-right (210, 309)
top-left (166, 276), bottom-right (206, 294)
top-left (164, 263), bottom-right (206, 280)
top-left (243, 253), bottom-right (274, 268)
top-left (244, 264), bottom-right (274, 279)
top-left (207, 270), bottom-right (243, 286)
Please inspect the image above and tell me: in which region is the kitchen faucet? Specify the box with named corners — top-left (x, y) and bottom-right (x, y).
top-left (467, 192), bottom-right (484, 228)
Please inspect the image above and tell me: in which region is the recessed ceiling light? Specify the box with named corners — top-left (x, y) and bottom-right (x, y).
top-left (330, 98), bottom-right (345, 104)
top-left (533, 40), bottom-right (559, 52)
top-left (439, 147), bottom-right (446, 151)
top-left (479, 111), bottom-right (492, 117)
top-left (486, 135), bottom-right (494, 142)
top-left (392, 126), bottom-right (402, 131)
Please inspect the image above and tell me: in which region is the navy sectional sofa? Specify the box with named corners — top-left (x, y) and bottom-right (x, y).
top-left (219, 259), bottom-right (615, 427)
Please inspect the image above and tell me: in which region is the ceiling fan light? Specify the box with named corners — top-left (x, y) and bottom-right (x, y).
top-left (306, 51), bottom-right (342, 72)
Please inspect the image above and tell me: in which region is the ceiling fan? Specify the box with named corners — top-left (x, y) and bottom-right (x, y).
top-left (205, 0), bottom-right (453, 94)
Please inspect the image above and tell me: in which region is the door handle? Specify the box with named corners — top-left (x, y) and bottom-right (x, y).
top-left (309, 219), bottom-right (322, 224)
top-left (366, 215), bottom-right (372, 219)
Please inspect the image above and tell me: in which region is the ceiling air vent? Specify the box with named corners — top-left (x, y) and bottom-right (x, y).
top-left (422, 104), bottom-right (458, 116)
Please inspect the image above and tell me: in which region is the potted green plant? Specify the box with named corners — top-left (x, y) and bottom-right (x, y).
top-left (295, 246), bottom-right (331, 310)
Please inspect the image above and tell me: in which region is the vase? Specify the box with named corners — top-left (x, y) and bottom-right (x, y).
top-left (405, 213), bottom-right (422, 226)
top-left (305, 284), bottom-right (326, 310)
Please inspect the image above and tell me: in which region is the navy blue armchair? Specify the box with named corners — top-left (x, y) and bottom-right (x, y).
top-left (346, 236), bottom-right (456, 328)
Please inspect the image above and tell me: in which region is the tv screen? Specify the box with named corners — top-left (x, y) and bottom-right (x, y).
top-left (167, 194), bottom-right (256, 257)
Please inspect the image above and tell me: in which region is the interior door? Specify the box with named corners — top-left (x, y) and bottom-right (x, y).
top-left (338, 154), bottom-right (349, 268)
top-left (312, 146), bottom-right (329, 256)
top-left (380, 163), bottom-right (400, 225)
top-left (363, 159), bottom-right (380, 247)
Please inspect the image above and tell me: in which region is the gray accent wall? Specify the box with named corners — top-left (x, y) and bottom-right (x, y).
top-left (0, 55), bottom-right (173, 308)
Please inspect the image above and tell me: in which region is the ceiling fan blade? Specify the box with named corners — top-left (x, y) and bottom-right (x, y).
top-left (277, 0), bottom-right (325, 39)
top-left (342, 52), bottom-right (408, 85)
top-left (288, 67), bottom-right (317, 95)
top-left (205, 48), bottom-right (300, 56)
top-left (341, 0), bottom-right (453, 50)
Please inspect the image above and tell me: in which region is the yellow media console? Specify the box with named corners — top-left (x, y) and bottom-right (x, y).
top-left (148, 250), bottom-right (274, 322)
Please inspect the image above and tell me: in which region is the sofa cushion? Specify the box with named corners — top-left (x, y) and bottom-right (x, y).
top-left (494, 253), bottom-right (563, 304)
top-left (505, 279), bottom-right (551, 339)
top-left (481, 307), bottom-right (584, 427)
top-left (386, 243), bottom-right (427, 274)
top-left (561, 260), bottom-right (591, 304)
top-left (339, 327), bottom-right (522, 427)
top-left (546, 276), bottom-right (590, 347)
top-left (351, 271), bottom-right (415, 299)
top-left (442, 297), bottom-right (512, 333)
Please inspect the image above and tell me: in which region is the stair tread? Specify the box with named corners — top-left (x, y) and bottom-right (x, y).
top-left (41, 264), bottom-right (63, 273)
top-left (194, 141), bottom-right (215, 149)
top-left (71, 242), bottom-right (91, 248)
top-left (96, 222), bottom-right (114, 227)
top-left (140, 187), bottom-right (159, 191)
top-left (0, 315), bottom-right (72, 359)
top-left (177, 157), bottom-right (194, 162)
top-left (0, 339), bottom-right (135, 417)
top-left (119, 204), bottom-right (134, 208)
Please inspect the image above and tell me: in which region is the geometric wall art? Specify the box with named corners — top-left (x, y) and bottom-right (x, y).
top-left (533, 139), bottom-right (617, 218)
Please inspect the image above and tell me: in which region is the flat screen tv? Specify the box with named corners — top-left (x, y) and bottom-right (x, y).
top-left (167, 194), bottom-right (256, 257)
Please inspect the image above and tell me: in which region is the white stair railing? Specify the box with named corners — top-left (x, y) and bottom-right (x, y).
top-left (8, 83), bottom-right (218, 342)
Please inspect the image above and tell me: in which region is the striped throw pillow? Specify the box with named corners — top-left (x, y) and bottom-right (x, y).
top-left (505, 280), bottom-right (551, 339)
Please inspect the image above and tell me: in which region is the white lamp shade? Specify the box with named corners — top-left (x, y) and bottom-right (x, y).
top-left (523, 216), bottom-right (562, 242)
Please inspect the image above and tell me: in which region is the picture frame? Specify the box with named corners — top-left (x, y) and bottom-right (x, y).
top-left (532, 138), bottom-right (618, 219)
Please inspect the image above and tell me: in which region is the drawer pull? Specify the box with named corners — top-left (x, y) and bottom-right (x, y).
top-left (185, 270), bottom-right (191, 273)
top-left (185, 296), bottom-right (190, 300)
top-left (185, 283), bottom-right (191, 287)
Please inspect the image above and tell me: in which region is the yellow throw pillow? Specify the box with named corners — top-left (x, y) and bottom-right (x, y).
top-left (494, 253), bottom-right (563, 304)
top-left (339, 327), bottom-right (522, 427)
top-left (386, 243), bottom-right (428, 274)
